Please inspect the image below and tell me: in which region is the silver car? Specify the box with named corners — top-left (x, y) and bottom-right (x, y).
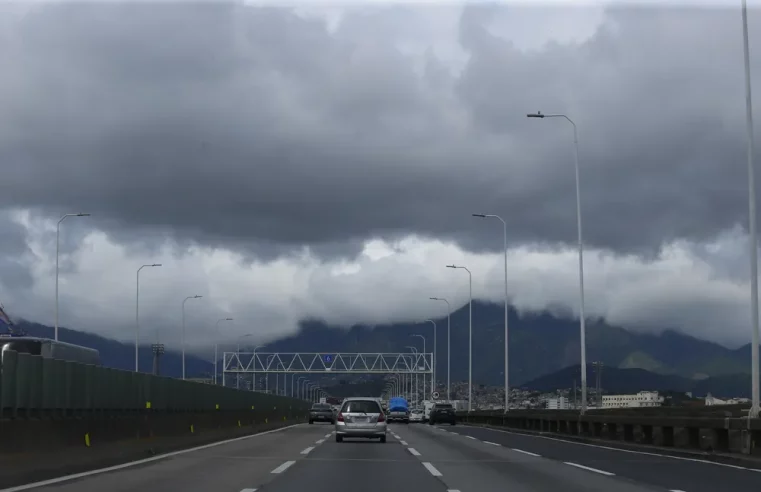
top-left (334, 397), bottom-right (387, 443)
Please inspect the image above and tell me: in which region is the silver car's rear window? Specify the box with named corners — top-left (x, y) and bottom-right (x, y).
top-left (341, 400), bottom-right (381, 413)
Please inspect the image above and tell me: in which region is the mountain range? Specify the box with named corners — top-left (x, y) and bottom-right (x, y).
top-left (4, 301), bottom-right (757, 397)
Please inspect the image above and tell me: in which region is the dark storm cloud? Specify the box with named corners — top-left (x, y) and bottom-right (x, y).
top-left (0, 3), bottom-right (759, 259)
top-left (0, 212), bottom-right (34, 289)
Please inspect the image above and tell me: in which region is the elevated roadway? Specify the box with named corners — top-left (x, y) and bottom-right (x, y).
top-left (4, 422), bottom-right (759, 492)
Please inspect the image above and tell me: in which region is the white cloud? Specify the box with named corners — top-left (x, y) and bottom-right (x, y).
top-left (0, 210), bottom-right (754, 356)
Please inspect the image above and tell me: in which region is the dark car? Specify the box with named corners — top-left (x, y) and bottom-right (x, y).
top-left (428, 403), bottom-right (456, 425)
top-left (309, 403), bottom-right (335, 424)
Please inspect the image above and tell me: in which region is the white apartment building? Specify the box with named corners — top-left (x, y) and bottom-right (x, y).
top-left (546, 396), bottom-right (570, 410)
top-left (602, 391), bottom-right (663, 409)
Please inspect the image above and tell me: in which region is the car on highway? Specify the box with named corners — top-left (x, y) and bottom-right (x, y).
top-left (428, 402), bottom-right (456, 425)
top-left (334, 397), bottom-right (387, 443)
top-left (409, 408), bottom-right (424, 423)
top-left (309, 403), bottom-right (335, 424)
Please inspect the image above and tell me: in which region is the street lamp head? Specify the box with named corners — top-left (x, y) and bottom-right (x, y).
top-left (194, 295), bottom-right (203, 299)
top-left (526, 112), bottom-right (544, 118)
top-left (76, 213), bottom-right (91, 217)
top-left (151, 263), bottom-right (162, 267)
top-left (472, 213), bottom-right (486, 218)
top-left (429, 297), bottom-right (439, 300)
top-left (225, 317), bottom-right (234, 321)
top-left (446, 264), bottom-right (457, 269)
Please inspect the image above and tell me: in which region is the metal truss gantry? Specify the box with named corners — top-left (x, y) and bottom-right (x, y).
top-left (222, 352), bottom-right (433, 374)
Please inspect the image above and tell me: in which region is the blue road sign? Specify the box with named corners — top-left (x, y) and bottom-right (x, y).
top-left (323, 354), bottom-right (333, 364)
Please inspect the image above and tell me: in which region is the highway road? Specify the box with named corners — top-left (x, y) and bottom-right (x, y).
top-left (3, 422), bottom-right (759, 492)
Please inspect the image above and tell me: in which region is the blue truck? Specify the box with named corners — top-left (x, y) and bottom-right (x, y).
top-left (387, 396), bottom-right (409, 424)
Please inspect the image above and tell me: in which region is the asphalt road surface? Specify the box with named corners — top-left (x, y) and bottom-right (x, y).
top-left (4, 422), bottom-right (759, 492)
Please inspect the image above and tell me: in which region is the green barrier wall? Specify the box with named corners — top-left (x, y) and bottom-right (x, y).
top-left (0, 350), bottom-right (310, 418)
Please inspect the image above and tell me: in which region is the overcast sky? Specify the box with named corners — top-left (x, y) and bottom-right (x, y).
top-left (1, 0), bottom-right (761, 355)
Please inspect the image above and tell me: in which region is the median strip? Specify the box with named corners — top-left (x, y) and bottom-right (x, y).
top-left (564, 462), bottom-right (615, 476)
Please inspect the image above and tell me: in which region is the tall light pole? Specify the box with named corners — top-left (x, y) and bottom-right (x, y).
top-left (135, 263), bottom-right (162, 372)
top-left (181, 295), bottom-right (203, 380)
top-left (213, 318), bottom-right (233, 385)
top-left (55, 212), bottom-right (91, 341)
top-left (447, 264), bottom-right (473, 412)
top-left (411, 333), bottom-right (427, 400)
top-left (296, 376), bottom-right (305, 397)
top-left (473, 213), bottom-right (510, 412)
top-left (527, 110), bottom-right (587, 414)
top-left (741, 0), bottom-right (761, 420)
top-left (407, 346), bottom-right (419, 407)
top-left (429, 297), bottom-right (451, 401)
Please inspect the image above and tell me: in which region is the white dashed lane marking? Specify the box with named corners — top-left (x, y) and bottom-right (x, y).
top-left (240, 489), bottom-right (257, 492)
top-left (270, 461), bottom-right (296, 474)
top-left (564, 462), bottom-right (615, 476)
top-left (466, 435), bottom-right (476, 440)
top-left (300, 447), bottom-right (314, 455)
top-left (400, 440), bottom-right (408, 446)
top-left (422, 462), bottom-right (443, 476)
top-left (408, 447), bottom-right (421, 456)
top-left (483, 441), bottom-right (501, 446)
top-left (315, 439), bottom-right (325, 444)
top-left (512, 448), bottom-right (541, 457)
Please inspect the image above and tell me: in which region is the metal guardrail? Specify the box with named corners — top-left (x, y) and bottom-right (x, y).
top-left (457, 409), bottom-right (761, 456)
top-left (0, 350), bottom-right (310, 418)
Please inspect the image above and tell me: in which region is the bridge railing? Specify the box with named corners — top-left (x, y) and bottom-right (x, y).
top-left (457, 408), bottom-right (761, 457)
top-left (0, 349), bottom-right (310, 418)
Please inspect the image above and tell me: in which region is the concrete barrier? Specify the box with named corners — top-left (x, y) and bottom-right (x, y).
top-left (0, 349), bottom-right (312, 488)
top-left (457, 409), bottom-right (761, 460)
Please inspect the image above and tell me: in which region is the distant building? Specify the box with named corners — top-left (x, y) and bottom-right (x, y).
top-left (704, 393), bottom-right (750, 406)
top-left (546, 397), bottom-right (569, 410)
top-left (602, 391), bottom-right (663, 409)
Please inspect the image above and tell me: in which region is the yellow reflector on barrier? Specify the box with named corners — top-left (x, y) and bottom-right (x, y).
top-left (84, 433), bottom-right (91, 447)
top-left (145, 401), bottom-right (151, 409)
top-left (190, 424), bottom-right (194, 433)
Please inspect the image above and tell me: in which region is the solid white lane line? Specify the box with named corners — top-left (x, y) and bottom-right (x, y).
top-left (469, 425), bottom-right (761, 473)
top-left (300, 447), bottom-right (314, 455)
top-left (447, 490), bottom-right (461, 492)
top-left (240, 489), bottom-right (258, 492)
top-left (466, 435), bottom-right (476, 440)
top-left (564, 462), bottom-right (615, 476)
top-left (484, 441), bottom-right (501, 446)
top-left (670, 490), bottom-right (687, 492)
top-left (400, 440), bottom-right (408, 446)
top-left (408, 447), bottom-right (421, 456)
top-left (316, 439), bottom-right (325, 444)
top-left (0, 424), bottom-right (302, 492)
top-left (271, 461), bottom-right (296, 474)
top-left (422, 462), bottom-right (443, 476)
top-left (512, 448), bottom-right (541, 457)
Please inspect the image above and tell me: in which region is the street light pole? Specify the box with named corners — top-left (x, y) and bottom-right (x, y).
top-left (136, 263), bottom-right (162, 372)
top-left (473, 213), bottom-right (510, 412)
top-left (411, 333), bottom-right (427, 400)
top-left (447, 264), bottom-right (473, 412)
top-left (55, 213), bottom-right (91, 342)
top-left (429, 297), bottom-right (451, 401)
top-left (181, 295), bottom-right (203, 380)
top-left (213, 318), bottom-right (233, 385)
top-left (407, 346), bottom-right (418, 407)
top-left (527, 110), bottom-right (587, 414)
top-left (741, 0), bottom-right (761, 420)
top-left (252, 345), bottom-right (265, 391)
